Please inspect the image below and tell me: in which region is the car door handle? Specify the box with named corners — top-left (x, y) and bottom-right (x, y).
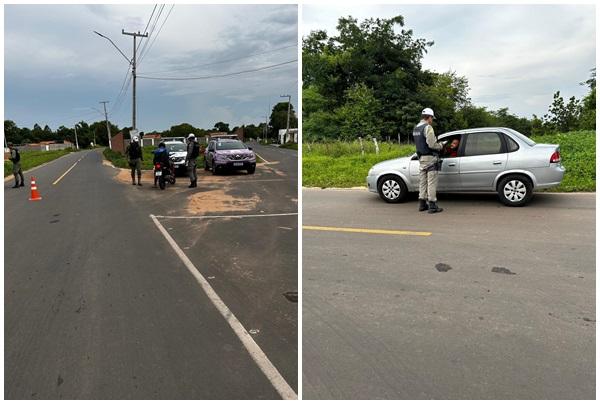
top-left (492, 161), bottom-right (502, 165)
top-left (448, 163), bottom-right (456, 166)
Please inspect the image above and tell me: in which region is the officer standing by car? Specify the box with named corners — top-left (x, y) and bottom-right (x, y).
top-left (125, 135), bottom-right (143, 186)
top-left (185, 133), bottom-right (199, 188)
top-left (413, 108), bottom-right (444, 213)
top-left (8, 143), bottom-right (24, 188)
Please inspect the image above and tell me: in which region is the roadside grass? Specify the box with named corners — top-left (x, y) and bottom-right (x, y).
top-left (531, 130), bottom-right (595, 192)
top-left (4, 148), bottom-right (73, 178)
top-left (302, 131), bottom-right (595, 191)
top-left (279, 142), bottom-right (298, 150)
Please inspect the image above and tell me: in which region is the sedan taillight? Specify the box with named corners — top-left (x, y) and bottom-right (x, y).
top-left (550, 150), bottom-right (561, 163)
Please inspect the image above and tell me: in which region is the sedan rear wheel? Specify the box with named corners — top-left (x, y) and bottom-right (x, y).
top-left (497, 175), bottom-right (533, 207)
top-left (377, 175), bottom-right (407, 203)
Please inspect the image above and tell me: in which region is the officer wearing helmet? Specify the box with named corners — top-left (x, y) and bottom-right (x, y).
top-left (413, 108), bottom-right (444, 213)
top-left (185, 133), bottom-right (199, 188)
top-left (125, 135), bottom-right (143, 186)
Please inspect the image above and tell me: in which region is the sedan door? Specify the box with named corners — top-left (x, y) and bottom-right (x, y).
top-left (459, 132), bottom-right (508, 190)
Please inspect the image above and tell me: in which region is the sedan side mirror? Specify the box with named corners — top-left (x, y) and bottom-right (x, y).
top-left (248, 147), bottom-right (253, 150)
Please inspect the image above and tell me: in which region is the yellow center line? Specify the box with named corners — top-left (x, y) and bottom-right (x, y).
top-left (52, 158), bottom-right (81, 185)
top-left (303, 225), bottom-right (432, 237)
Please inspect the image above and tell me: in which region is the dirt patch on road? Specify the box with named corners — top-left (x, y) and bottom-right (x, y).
top-left (187, 188), bottom-right (260, 215)
top-left (114, 168), bottom-right (154, 185)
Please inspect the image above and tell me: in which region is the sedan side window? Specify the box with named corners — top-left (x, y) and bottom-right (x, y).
top-left (464, 132), bottom-right (503, 156)
top-left (504, 135), bottom-right (520, 152)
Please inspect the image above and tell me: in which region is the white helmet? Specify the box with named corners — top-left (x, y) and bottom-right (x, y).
top-left (187, 133), bottom-right (195, 139)
top-left (421, 108), bottom-right (435, 118)
top-left (132, 135), bottom-right (139, 142)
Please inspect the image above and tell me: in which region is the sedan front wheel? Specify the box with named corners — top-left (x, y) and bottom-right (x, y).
top-left (497, 175), bottom-right (533, 207)
top-left (377, 175), bottom-right (408, 203)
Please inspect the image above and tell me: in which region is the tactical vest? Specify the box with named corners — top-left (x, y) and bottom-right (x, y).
top-left (413, 122), bottom-right (434, 157)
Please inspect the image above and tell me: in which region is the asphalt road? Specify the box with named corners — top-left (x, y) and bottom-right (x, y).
top-left (302, 188), bottom-right (595, 400)
top-left (5, 147), bottom-right (297, 399)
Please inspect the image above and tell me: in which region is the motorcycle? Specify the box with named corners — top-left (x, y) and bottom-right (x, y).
top-left (154, 160), bottom-right (176, 190)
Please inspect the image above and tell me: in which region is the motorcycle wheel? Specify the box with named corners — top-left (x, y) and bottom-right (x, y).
top-left (159, 177), bottom-right (166, 190)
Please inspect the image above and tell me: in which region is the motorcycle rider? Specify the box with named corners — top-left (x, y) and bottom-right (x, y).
top-left (152, 141), bottom-right (171, 188)
top-left (185, 133), bottom-right (199, 188)
top-left (413, 108), bottom-right (445, 213)
top-left (125, 135), bottom-right (143, 186)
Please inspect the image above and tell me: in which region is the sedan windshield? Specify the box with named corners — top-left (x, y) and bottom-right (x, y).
top-left (216, 141), bottom-right (247, 150)
top-left (166, 143), bottom-right (186, 152)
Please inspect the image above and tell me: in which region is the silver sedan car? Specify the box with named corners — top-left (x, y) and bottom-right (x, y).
top-left (366, 127), bottom-right (565, 206)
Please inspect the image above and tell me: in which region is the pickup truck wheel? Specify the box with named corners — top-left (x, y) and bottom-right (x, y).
top-left (497, 175), bottom-right (533, 207)
top-left (377, 175), bottom-right (407, 203)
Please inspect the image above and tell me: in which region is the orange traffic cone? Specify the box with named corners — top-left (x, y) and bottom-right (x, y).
top-left (29, 177), bottom-right (42, 201)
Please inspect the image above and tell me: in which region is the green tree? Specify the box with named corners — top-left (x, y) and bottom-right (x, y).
top-left (542, 91), bottom-right (581, 132)
top-left (335, 83), bottom-right (383, 140)
top-left (579, 68), bottom-right (596, 130)
top-left (269, 102), bottom-right (298, 137)
top-left (302, 15), bottom-right (434, 140)
top-left (4, 120), bottom-right (21, 144)
top-left (169, 123), bottom-right (199, 138)
top-left (213, 121), bottom-right (230, 132)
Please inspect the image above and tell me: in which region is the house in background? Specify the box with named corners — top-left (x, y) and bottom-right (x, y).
top-left (278, 128), bottom-right (298, 144)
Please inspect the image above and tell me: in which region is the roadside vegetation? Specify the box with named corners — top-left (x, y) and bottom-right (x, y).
top-left (3, 148), bottom-right (73, 177)
top-left (303, 131), bottom-right (595, 192)
top-left (303, 15), bottom-right (595, 142)
top-left (279, 142), bottom-right (298, 150)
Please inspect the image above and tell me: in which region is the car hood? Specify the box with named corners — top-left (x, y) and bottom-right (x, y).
top-left (169, 151), bottom-right (187, 158)
top-left (370, 155), bottom-right (413, 171)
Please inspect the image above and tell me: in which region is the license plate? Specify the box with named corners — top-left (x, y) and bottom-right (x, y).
top-left (155, 171), bottom-right (162, 176)
top-left (233, 162), bottom-right (243, 167)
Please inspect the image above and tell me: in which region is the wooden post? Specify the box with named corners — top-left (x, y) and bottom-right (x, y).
top-left (373, 137), bottom-right (379, 155)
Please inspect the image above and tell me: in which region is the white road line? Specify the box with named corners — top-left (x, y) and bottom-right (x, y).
top-left (153, 212), bottom-right (298, 220)
top-left (254, 152), bottom-right (270, 164)
top-left (150, 214), bottom-right (297, 400)
top-left (52, 155), bottom-right (85, 185)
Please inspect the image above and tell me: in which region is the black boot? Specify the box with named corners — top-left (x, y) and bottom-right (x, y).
top-left (132, 177), bottom-right (136, 185)
top-left (428, 201), bottom-right (444, 214)
top-left (188, 182), bottom-right (194, 188)
top-left (137, 176), bottom-right (142, 186)
top-left (19, 182), bottom-right (24, 187)
top-left (418, 199), bottom-right (429, 212)
top-left (191, 180), bottom-right (197, 188)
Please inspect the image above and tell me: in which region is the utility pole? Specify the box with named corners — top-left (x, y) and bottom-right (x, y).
top-left (280, 94), bottom-right (291, 144)
top-left (100, 101), bottom-right (112, 149)
top-left (122, 30), bottom-right (148, 131)
top-left (74, 124), bottom-right (79, 150)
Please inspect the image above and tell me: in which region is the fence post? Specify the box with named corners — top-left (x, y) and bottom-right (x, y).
top-left (397, 133), bottom-right (401, 144)
top-left (358, 136), bottom-right (364, 156)
top-left (373, 137), bottom-right (379, 155)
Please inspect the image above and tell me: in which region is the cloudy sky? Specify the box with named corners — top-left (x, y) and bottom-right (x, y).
top-left (303, 4), bottom-right (595, 118)
top-left (5, 4), bottom-right (298, 132)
